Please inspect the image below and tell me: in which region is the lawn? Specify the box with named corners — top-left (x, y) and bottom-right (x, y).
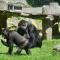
top-left (0, 35), bottom-right (60, 60)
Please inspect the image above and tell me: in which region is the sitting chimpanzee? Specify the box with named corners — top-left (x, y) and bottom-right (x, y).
top-left (1, 28), bottom-right (31, 55)
top-left (17, 20), bottom-right (42, 48)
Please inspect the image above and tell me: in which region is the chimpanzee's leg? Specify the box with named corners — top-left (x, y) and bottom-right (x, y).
top-left (8, 44), bottom-right (13, 55)
top-left (8, 40), bottom-right (13, 55)
top-left (24, 48), bottom-right (31, 55)
top-left (15, 47), bottom-right (22, 55)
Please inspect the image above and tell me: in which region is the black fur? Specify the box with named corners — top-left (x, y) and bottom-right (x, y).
top-left (1, 28), bottom-right (31, 55)
top-left (1, 20), bottom-right (43, 55)
top-left (17, 20), bottom-right (42, 48)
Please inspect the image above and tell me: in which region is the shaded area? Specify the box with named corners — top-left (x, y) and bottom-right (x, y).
top-left (0, 15), bottom-right (7, 34)
top-left (52, 17), bottom-right (60, 39)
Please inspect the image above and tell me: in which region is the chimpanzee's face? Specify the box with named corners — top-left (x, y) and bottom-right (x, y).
top-left (18, 22), bottom-right (28, 30)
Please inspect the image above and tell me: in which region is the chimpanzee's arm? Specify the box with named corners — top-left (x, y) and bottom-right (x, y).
top-left (1, 39), bottom-right (16, 47)
top-left (25, 31), bottom-right (30, 39)
top-left (25, 27), bottom-right (30, 39)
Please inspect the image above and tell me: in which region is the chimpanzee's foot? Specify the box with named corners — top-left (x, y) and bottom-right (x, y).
top-left (8, 51), bottom-right (12, 55)
top-left (15, 48), bottom-right (22, 55)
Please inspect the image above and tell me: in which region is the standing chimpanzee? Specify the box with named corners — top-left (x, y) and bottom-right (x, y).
top-left (17, 20), bottom-right (42, 48)
top-left (1, 28), bottom-right (31, 55)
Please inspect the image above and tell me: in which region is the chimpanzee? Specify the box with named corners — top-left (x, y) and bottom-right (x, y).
top-left (1, 28), bottom-right (31, 55)
top-left (1, 20), bottom-right (42, 54)
top-left (17, 20), bottom-right (42, 48)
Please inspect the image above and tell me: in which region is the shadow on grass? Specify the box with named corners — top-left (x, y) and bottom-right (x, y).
top-left (0, 52), bottom-right (28, 56)
top-left (14, 53), bottom-right (27, 56)
top-left (0, 52), bottom-right (8, 55)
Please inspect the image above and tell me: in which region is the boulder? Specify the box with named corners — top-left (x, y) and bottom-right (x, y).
top-left (53, 44), bottom-right (60, 52)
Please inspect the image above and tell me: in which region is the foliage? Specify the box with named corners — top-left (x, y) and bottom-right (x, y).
top-left (26, 0), bottom-right (60, 7)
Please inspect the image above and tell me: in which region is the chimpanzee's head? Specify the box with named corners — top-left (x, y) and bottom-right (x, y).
top-left (17, 20), bottom-right (29, 35)
top-left (1, 28), bottom-right (9, 39)
top-left (18, 20), bottom-right (28, 30)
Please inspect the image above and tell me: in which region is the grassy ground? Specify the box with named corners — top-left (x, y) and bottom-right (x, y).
top-left (0, 36), bottom-right (60, 60)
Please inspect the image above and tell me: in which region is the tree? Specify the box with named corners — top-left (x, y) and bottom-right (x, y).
top-left (26, 0), bottom-right (60, 7)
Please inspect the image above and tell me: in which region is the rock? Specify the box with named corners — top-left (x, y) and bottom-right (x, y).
top-left (53, 44), bottom-right (60, 52)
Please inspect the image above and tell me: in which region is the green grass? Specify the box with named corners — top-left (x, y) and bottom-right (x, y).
top-left (0, 36), bottom-right (60, 60)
